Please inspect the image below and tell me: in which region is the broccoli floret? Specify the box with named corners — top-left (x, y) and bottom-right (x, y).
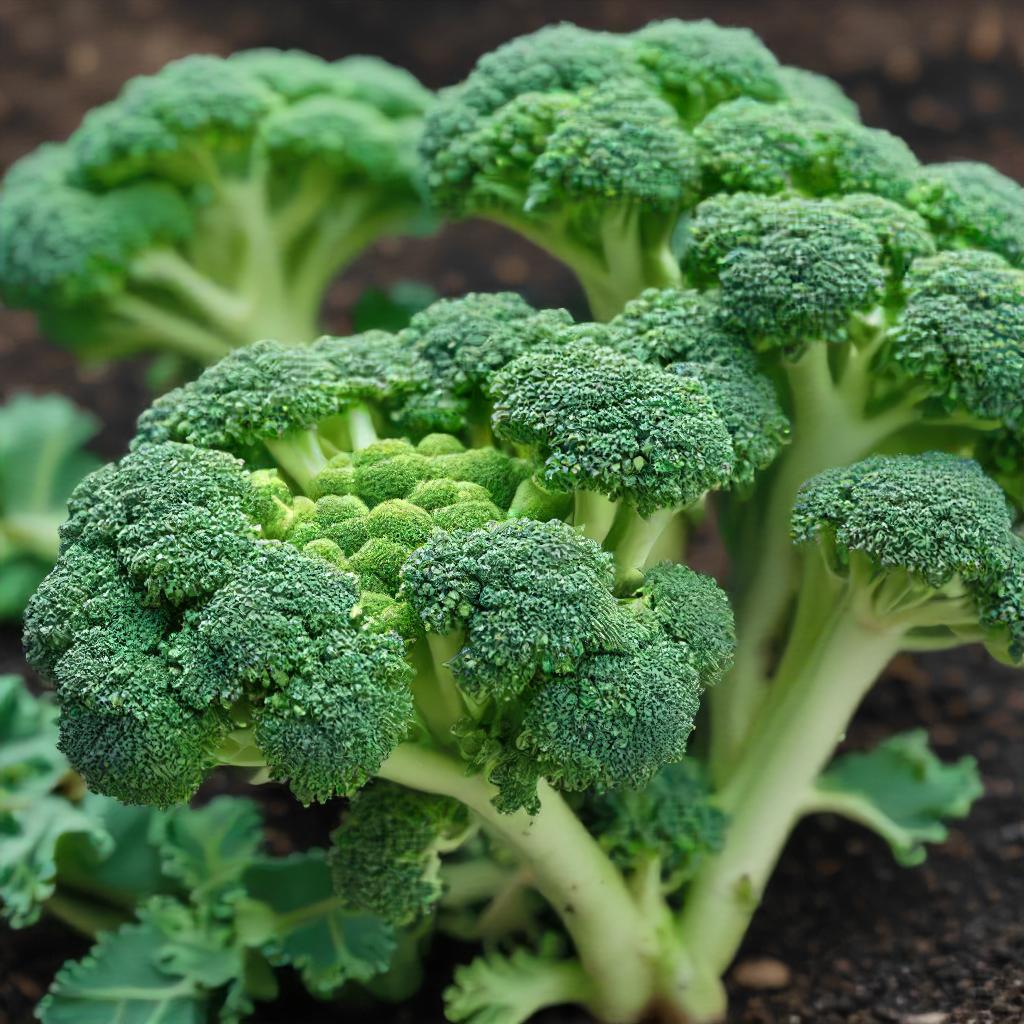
top-left (908, 161), bottom-right (1024, 266)
top-left (0, 50), bottom-right (433, 364)
top-left (330, 782), bottom-right (469, 925)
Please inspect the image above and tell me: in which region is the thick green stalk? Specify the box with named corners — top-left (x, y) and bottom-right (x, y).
top-left (46, 888), bottom-right (133, 938)
top-left (264, 430), bottom-right (329, 492)
top-left (709, 345), bottom-right (920, 781)
top-left (111, 294), bottom-right (236, 364)
top-left (608, 506), bottom-right (679, 590)
top-left (676, 581), bottom-right (901, 1021)
top-left (574, 490), bottom-right (621, 544)
top-left (1, 513), bottom-right (62, 562)
top-left (378, 744), bottom-right (663, 1024)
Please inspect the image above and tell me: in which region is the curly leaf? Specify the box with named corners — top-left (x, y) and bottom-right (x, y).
top-left (150, 796), bottom-right (264, 897)
top-left (445, 946), bottom-right (593, 1024)
top-left (0, 676), bottom-right (112, 926)
top-left (811, 729), bottom-right (983, 866)
top-left (241, 849), bottom-right (395, 994)
top-left (37, 912), bottom-right (210, 1024)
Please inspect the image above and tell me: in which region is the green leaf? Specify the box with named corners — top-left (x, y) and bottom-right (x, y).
top-left (37, 912), bottom-right (209, 1024)
top-left (242, 849), bottom-right (395, 994)
top-left (0, 676), bottom-right (112, 927)
top-left (0, 393), bottom-right (100, 621)
top-left (150, 796), bottom-right (264, 898)
top-left (445, 944), bottom-right (593, 1024)
top-left (812, 729), bottom-right (984, 866)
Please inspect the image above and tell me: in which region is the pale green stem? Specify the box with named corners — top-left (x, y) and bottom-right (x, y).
top-left (110, 294), bottom-right (236, 364)
top-left (130, 248), bottom-right (251, 335)
top-left (439, 860), bottom-right (520, 909)
top-left (2, 513), bottom-right (63, 561)
top-left (46, 889), bottom-right (132, 938)
top-left (609, 506), bottom-right (680, 591)
top-left (264, 430), bottom-right (329, 492)
top-left (677, 593), bottom-right (901, 1019)
top-left (574, 491), bottom-right (621, 544)
top-left (378, 744), bottom-right (661, 1024)
top-left (346, 404), bottom-right (379, 451)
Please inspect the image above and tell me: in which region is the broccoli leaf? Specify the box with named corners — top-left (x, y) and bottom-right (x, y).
top-left (811, 730), bottom-right (983, 867)
top-left (0, 675), bottom-right (112, 927)
top-left (151, 797), bottom-right (264, 897)
top-left (0, 394), bottom-right (100, 620)
top-left (37, 911), bottom-right (211, 1024)
top-left (241, 849), bottom-right (396, 995)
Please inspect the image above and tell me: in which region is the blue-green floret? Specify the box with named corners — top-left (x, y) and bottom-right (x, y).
top-left (888, 251), bottom-right (1024, 429)
top-left (791, 452), bottom-right (1023, 657)
top-left (0, 49), bottom-right (433, 362)
top-left (579, 759), bottom-right (726, 894)
top-left (330, 782), bottom-right (470, 925)
top-left (490, 343), bottom-right (735, 516)
top-left (693, 99), bottom-right (918, 200)
top-left (518, 624), bottom-right (700, 793)
top-left (908, 161), bottom-right (1024, 267)
top-left (686, 194), bottom-right (885, 352)
top-left (638, 563), bottom-right (736, 684)
top-left (400, 519), bottom-right (628, 702)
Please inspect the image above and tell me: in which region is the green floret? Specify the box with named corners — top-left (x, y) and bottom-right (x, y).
top-left (791, 452), bottom-right (1013, 589)
top-left (639, 563), bottom-right (736, 684)
top-left (669, 360), bottom-right (790, 484)
top-left (0, 394), bottom-right (101, 621)
top-left (777, 65), bottom-right (860, 119)
top-left (171, 542), bottom-right (359, 706)
top-left (693, 99), bottom-right (917, 200)
top-left (632, 19), bottom-right (783, 119)
top-left (889, 251), bottom-right (1024, 429)
top-left (829, 194), bottom-right (936, 279)
top-left (491, 343), bottom-right (734, 515)
top-left (252, 628), bottom-right (414, 805)
top-left (687, 194), bottom-right (884, 351)
top-left (0, 50), bottom-right (433, 363)
top-left (518, 625), bottom-right (700, 793)
top-left (330, 782), bottom-right (470, 925)
top-left (908, 161), bottom-right (1024, 267)
top-left (400, 518), bottom-right (629, 702)
top-left (580, 759), bottom-right (726, 893)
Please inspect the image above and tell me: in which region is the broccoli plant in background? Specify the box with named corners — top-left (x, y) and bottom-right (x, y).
top-left (0, 49), bottom-right (433, 367)
top-left (23, 271), bottom-right (1020, 1024)
top-left (0, 675), bottom-right (403, 1023)
top-left (0, 394), bottom-right (101, 621)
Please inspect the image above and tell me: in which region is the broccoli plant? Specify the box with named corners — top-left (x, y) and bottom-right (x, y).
top-left (0, 49), bottom-right (433, 366)
top-left (23, 275), bottom-right (1019, 1024)
top-left (0, 675), bottom-right (403, 1022)
top-left (0, 394), bottom-right (101, 621)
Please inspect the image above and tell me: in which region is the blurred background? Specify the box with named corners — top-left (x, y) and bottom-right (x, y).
top-left (1, 3), bottom-right (1022, 1022)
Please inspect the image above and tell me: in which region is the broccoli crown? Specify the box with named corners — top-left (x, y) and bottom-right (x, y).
top-left (579, 759), bottom-right (726, 891)
top-left (402, 518), bottom-right (717, 809)
top-left (330, 781), bottom-right (469, 926)
top-left (638, 563), bottom-right (736, 684)
top-left (421, 19), bottom-right (884, 251)
top-left (693, 98), bottom-right (917, 200)
top-left (792, 453), bottom-right (1023, 656)
top-left (0, 144), bottom-right (192, 314)
top-left (908, 161), bottom-right (1024, 267)
top-left (686, 194), bottom-right (885, 350)
top-left (490, 343), bottom-right (735, 512)
top-left (890, 251), bottom-right (1024, 429)
top-left (0, 49), bottom-right (432, 355)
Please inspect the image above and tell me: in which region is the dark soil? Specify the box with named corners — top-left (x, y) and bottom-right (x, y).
top-left (2, 2), bottom-right (1023, 1022)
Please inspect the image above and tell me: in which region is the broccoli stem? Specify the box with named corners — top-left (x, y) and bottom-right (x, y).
top-left (346, 404), bottom-right (379, 450)
top-left (709, 344), bottom-right (921, 781)
top-left (110, 294), bottom-right (236, 363)
top-left (574, 490), bottom-right (621, 543)
top-left (379, 744), bottom-right (662, 1024)
top-left (439, 859), bottom-right (522, 910)
top-left (676, 566), bottom-right (902, 1018)
top-left (608, 506), bottom-right (679, 591)
top-left (45, 888), bottom-right (132, 938)
top-left (264, 430), bottom-right (330, 492)
top-left (1, 513), bottom-right (62, 562)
